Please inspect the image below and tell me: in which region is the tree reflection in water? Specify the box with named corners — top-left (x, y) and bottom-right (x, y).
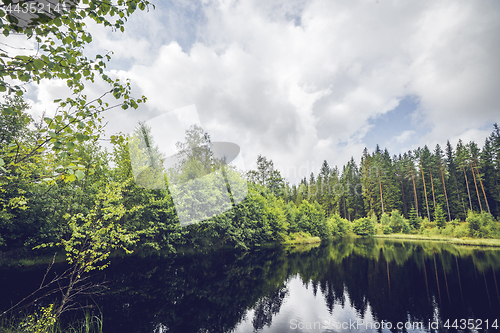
top-left (252, 286), bottom-right (289, 331)
top-left (1, 238), bottom-right (500, 332)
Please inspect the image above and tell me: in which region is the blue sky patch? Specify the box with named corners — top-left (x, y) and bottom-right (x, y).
top-left (362, 95), bottom-right (425, 153)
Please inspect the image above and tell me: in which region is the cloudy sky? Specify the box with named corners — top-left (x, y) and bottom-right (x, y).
top-left (26, 0), bottom-right (500, 184)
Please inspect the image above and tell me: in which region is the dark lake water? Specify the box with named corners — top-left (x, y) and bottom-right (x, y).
top-left (1, 238), bottom-right (500, 333)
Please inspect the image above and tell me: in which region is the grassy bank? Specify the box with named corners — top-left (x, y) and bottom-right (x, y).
top-left (373, 233), bottom-right (500, 247)
top-left (282, 232), bottom-right (322, 245)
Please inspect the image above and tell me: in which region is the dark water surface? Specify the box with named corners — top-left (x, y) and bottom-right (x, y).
top-left (1, 238), bottom-right (500, 333)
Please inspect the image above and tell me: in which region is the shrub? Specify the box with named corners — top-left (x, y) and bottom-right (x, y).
top-left (389, 210), bottom-right (411, 234)
top-left (353, 217), bottom-right (375, 236)
top-left (296, 200), bottom-right (328, 239)
top-left (441, 224), bottom-right (454, 237)
top-left (408, 207), bottom-right (420, 230)
top-left (419, 217), bottom-right (429, 234)
top-left (327, 214), bottom-right (351, 237)
top-left (453, 224), bottom-right (469, 238)
top-left (285, 202), bottom-right (299, 233)
top-left (433, 204), bottom-right (446, 228)
top-left (466, 211), bottom-right (497, 238)
top-left (380, 213), bottom-right (390, 227)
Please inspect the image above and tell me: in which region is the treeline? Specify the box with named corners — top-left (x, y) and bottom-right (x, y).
top-left (0, 97), bottom-right (330, 251)
top-left (1, 95), bottom-right (500, 253)
top-left (251, 125), bottom-right (500, 222)
top-left (245, 124), bottom-right (500, 238)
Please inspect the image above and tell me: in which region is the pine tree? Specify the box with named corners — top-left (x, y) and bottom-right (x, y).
top-left (457, 140), bottom-right (474, 211)
top-left (467, 142), bottom-right (483, 212)
top-left (408, 206), bottom-right (419, 229)
top-left (395, 154), bottom-right (408, 217)
top-left (308, 172), bottom-right (316, 201)
top-left (416, 148), bottom-right (431, 221)
top-left (360, 148), bottom-right (377, 216)
top-left (446, 140), bottom-right (466, 220)
top-left (434, 204), bottom-right (446, 228)
top-left (407, 151), bottom-right (420, 217)
top-left (319, 160), bottom-right (330, 184)
top-left (481, 134), bottom-right (500, 216)
top-left (435, 144), bottom-right (451, 221)
top-left (256, 155), bottom-right (274, 186)
top-left (325, 166), bottom-right (340, 216)
top-left (343, 157), bottom-right (365, 220)
top-left (488, 124), bottom-right (500, 216)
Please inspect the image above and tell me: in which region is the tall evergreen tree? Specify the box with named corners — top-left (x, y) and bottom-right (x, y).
top-left (360, 148), bottom-right (378, 216)
top-left (407, 151), bottom-right (420, 217)
top-left (416, 147), bottom-right (431, 221)
top-left (488, 124), bottom-right (500, 216)
top-left (434, 144), bottom-right (451, 221)
top-left (481, 134), bottom-right (500, 216)
top-left (467, 142), bottom-right (484, 212)
top-left (456, 140), bottom-right (474, 212)
top-left (434, 204), bottom-right (446, 228)
top-left (446, 140), bottom-right (467, 220)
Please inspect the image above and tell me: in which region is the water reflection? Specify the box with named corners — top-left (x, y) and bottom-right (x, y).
top-left (1, 239), bottom-right (500, 332)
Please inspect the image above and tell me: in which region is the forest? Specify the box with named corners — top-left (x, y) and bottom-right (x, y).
top-left (2, 93), bottom-right (500, 256)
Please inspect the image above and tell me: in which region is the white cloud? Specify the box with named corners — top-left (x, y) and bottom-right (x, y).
top-left (395, 130), bottom-right (416, 144)
top-left (407, 1), bottom-right (500, 144)
top-left (22, 0), bottom-right (500, 183)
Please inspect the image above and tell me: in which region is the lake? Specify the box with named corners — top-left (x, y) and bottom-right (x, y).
top-left (1, 238), bottom-right (500, 332)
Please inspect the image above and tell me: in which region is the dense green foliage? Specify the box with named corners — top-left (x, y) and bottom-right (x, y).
top-left (1, 101), bottom-right (500, 252)
top-left (288, 128), bottom-right (500, 223)
top-left (0, 0), bottom-right (149, 216)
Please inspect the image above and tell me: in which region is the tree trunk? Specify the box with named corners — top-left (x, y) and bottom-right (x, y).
top-left (462, 165), bottom-right (473, 211)
top-left (400, 176), bottom-right (407, 217)
top-left (438, 160), bottom-right (451, 221)
top-left (411, 169), bottom-right (419, 216)
top-left (473, 160), bottom-right (491, 214)
top-left (470, 163), bottom-right (483, 212)
top-left (420, 162), bottom-right (431, 221)
top-left (378, 169), bottom-right (384, 214)
top-left (430, 169), bottom-right (437, 210)
top-left (453, 171), bottom-right (466, 216)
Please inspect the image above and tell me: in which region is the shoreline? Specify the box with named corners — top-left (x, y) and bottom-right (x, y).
top-left (372, 234), bottom-right (500, 247)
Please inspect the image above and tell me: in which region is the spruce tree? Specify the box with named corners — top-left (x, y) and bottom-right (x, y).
top-left (482, 135), bottom-right (500, 216)
top-left (434, 204), bottom-right (446, 228)
top-left (434, 144), bottom-right (451, 221)
top-left (446, 140), bottom-right (466, 220)
top-left (408, 206), bottom-right (419, 230)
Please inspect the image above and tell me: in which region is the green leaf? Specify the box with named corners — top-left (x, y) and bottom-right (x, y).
top-left (65, 174), bottom-right (76, 182)
top-left (75, 170), bottom-right (85, 180)
top-left (66, 141), bottom-right (75, 151)
top-left (0, 158), bottom-right (4, 167)
top-left (33, 59), bottom-right (44, 69)
top-left (2, 107), bottom-right (15, 115)
top-left (0, 85), bottom-right (6, 92)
